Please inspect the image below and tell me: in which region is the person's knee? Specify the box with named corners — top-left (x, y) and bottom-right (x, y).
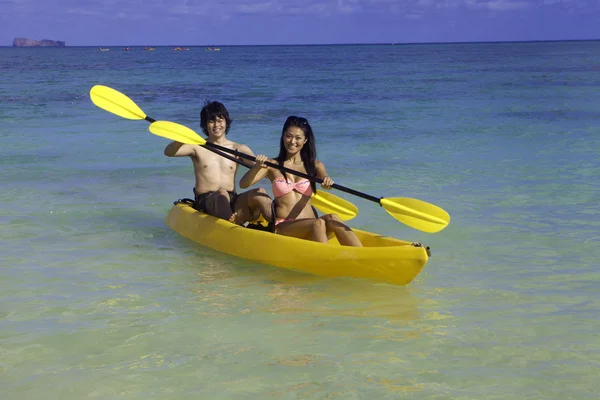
top-left (251, 187), bottom-right (269, 201)
top-left (248, 187), bottom-right (272, 209)
top-left (324, 214), bottom-right (350, 231)
top-left (323, 213), bottom-right (341, 222)
top-left (313, 218), bottom-right (326, 231)
top-left (322, 214), bottom-right (342, 226)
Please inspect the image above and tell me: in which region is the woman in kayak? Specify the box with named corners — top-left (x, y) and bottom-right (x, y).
top-left (240, 116), bottom-right (362, 247)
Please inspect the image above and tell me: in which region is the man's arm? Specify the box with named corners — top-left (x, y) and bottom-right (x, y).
top-left (164, 142), bottom-right (197, 157)
top-left (235, 144), bottom-right (256, 166)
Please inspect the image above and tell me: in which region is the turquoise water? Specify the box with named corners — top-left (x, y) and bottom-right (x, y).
top-left (1, 42), bottom-right (599, 398)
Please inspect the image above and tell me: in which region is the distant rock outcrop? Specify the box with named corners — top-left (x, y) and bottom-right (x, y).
top-left (13, 37), bottom-right (66, 47)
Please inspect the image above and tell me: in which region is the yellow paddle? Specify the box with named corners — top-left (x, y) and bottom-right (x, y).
top-left (150, 120), bottom-right (451, 233)
top-left (89, 85), bottom-right (358, 221)
top-left (90, 85), bottom-right (154, 122)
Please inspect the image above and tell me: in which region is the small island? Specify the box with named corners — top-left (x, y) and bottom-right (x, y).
top-left (13, 37), bottom-right (66, 47)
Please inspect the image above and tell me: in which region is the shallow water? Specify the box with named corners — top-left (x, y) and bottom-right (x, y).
top-left (1, 42), bottom-right (599, 398)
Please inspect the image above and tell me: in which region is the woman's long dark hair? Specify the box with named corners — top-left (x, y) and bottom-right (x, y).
top-left (275, 116), bottom-right (317, 193)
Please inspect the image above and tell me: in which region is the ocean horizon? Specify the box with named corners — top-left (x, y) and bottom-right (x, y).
top-left (5, 38), bottom-right (600, 48)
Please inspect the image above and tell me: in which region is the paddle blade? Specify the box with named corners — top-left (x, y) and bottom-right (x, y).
top-left (149, 121), bottom-right (206, 145)
top-left (312, 190), bottom-right (358, 221)
top-left (89, 85), bottom-right (147, 120)
top-left (380, 197), bottom-right (450, 233)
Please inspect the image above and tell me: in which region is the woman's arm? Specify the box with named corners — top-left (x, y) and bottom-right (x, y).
top-left (239, 154), bottom-right (270, 188)
top-left (315, 160), bottom-right (334, 189)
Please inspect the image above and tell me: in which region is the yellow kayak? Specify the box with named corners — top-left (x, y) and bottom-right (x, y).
top-left (166, 202), bottom-right (430, 285)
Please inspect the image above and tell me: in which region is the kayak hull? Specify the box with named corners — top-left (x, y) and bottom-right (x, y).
top-left (165, 203), bottom-right (429, 285)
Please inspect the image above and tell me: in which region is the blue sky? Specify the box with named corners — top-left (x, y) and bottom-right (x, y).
top-left (1, 0), bottom-right (598, 46)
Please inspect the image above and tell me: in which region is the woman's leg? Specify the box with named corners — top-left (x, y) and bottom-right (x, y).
top-left (248, 188), bottom-right (273, 222)
top-left (321, 214), bottom-right (363, 247)
top-left (275, 218), bottom-right (329, 244)
top-left (234, 188), bottom-right (273, 224)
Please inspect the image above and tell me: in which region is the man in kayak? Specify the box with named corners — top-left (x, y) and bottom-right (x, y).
top-left (164, 101), bottom-right (272, 225)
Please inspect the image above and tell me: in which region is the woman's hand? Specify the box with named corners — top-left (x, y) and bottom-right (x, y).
top-left (254, 154), bottom-right (269, 169)
top-left (321, 176), bottom-right (334, 190)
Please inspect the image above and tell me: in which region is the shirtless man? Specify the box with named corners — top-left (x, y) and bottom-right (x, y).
top-left (163, 101), bottom-right (272, 224)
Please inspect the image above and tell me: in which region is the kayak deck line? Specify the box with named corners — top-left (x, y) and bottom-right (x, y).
top-left (165, 201), bottom-right (430, 286)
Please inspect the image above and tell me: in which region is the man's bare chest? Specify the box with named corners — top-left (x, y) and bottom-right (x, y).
top-left (194, 152), bottom-right (237, 174)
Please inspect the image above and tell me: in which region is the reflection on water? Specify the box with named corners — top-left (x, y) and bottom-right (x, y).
top-left (192, 256), bottom-right (425, 322)
top-left (183, 257), bottom-right (455, 396)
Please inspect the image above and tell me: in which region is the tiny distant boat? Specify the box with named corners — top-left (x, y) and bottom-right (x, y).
top-left (98, 47), bottom-right (110, 52)
top-left (173, 47), bottom-right (190, 51)
top-left (206, 46), bottom-right (220, 51)
top-left (123, 47), bottom-right (133, 51)
top-left (144, 47), bottom-right (155, 51)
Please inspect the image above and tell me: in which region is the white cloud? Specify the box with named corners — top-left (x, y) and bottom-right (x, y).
top-left (112, 11), bottom-right (149, 20)
top-left (234, 1), bottom-right (333, 16)
top-left (542, 0), bottom-right (585, 4)
top-left (465, 0), bottom-right (530, 10)
top-left (66, 7), bottom-right (104, 15)
top-left (337, 0), bottom-right (361, 13)
top-left (237, 1), bottom-right (278, 13)
top-left (1, 0), bottom-right (594, 23)
top-left (541, 0), bottom-right (591, 12)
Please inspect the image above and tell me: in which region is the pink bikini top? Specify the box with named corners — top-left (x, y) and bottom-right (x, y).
top-left (272, 177), bottom-right (312, 198)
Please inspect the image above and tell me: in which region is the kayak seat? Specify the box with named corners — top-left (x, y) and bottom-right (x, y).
top-left (174, 198), bottom-right (195, 206)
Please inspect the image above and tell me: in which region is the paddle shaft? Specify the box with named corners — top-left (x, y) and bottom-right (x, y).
top-left (202, 142), bottom-right (382, 204)
top-left (203, 144), bottom-right (253, 169)
top-left (190, 146), bottom-right (366, 216)
top-left (145, 116), bottom-right (255, 169)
